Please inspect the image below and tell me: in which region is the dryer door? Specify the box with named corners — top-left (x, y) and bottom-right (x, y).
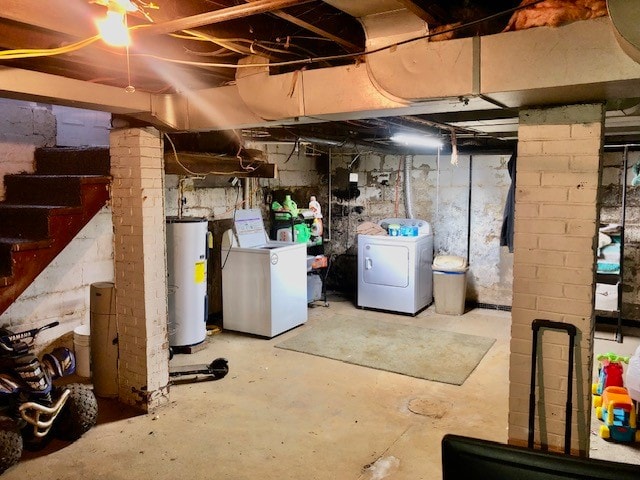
top-left (362, 243), bottom-right (409, 287)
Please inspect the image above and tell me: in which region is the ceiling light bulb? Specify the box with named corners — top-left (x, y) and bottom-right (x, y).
top-left (118, 0), bottom-right (138, 12)
top-left (391, 133), bottom-right (443, 149)
top-left (97, 10), bottom-right (131, 47)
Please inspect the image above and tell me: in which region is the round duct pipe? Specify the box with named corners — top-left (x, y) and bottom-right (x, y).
top-left (403, 155), bottom-right (414, 219)
top-left (608, 0), bottom-right (640, 64)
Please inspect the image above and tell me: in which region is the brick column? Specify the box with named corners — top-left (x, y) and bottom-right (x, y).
top-left (110, 127), bottom-right (170, 411)
top-left (509, 104), bottom-right (604, 455)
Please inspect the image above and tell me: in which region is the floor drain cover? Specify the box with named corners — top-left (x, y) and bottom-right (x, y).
top-left (407, 397), bottom-right (448, 419)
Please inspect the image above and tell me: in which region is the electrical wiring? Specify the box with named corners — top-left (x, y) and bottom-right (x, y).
top-left (220, 184), bottom-right (241, 271)
top-left (0, 0), bottom-right (545, 69)
top-left (0, 35), bottom-right (102, 60)
top-left (176, 30), bottom-right (251, 55)
top-left (283, 139), bottom-right (299, 164)
top-left (110, 0), bottom-right (548, 69)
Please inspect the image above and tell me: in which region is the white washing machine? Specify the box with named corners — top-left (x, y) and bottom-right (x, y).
top-left (357, 218), bottom-right (433, 315)
top-left (221, 209), bottom-right (308, 338)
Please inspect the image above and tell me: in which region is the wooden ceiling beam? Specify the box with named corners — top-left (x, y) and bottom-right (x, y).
top-left (242, 0), bottom-right (360, 53)
top-left (137, 0), bottom-right (315, 36)
top-left (0, 0), bottom-right (97, 37)
top-left (164, 152), bottom-right (277, 178)
top-left (396, 0), bottom-right (443, 25)
top-left (0, 19), bottom-right (230, 91)
top-left (267, 11), bottom-right (360, 52)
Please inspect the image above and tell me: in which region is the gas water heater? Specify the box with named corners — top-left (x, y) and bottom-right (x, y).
top-left (166, 217), bottom-right (209, 347)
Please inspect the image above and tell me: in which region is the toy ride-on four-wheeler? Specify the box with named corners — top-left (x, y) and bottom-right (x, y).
top-left (0, 321), bottom-right (98, 474)
top-left (592, 352), bottom-right (629, 408)
top-left (595, 386), bottom-right (640, 443)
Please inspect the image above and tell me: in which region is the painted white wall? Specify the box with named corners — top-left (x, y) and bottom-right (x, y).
top-left (0, 99), bottom-right (55, 199)
top-left (0, 208), bottom-right (114, 347)
top-left (52, 105), bottom-right (110, 147)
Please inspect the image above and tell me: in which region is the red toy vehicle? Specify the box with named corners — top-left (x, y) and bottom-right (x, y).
top-left (595, 386), bottom-right (640, 443)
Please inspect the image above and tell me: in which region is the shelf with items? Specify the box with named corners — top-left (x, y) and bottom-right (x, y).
top-left (595, 224), bottom-right (623, 315)
top-left (595, 146), bottom-right (635, 343)
top-left (269, 194), bottom-right (329, 307)
top-left (269, 198), bottom-right (324, 250)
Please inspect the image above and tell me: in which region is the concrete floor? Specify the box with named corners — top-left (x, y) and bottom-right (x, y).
top-left (5, 295), bottom-right (640, 479)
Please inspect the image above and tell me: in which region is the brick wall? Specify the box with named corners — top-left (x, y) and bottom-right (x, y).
top-left (111, 127), bottom-right (170, 411)
top-left (509, 104), bottom-right (604, 454)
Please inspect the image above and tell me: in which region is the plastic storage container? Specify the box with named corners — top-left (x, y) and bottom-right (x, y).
top-left (283, 195), bottom-right (298, 217)
top-left (388, 224), bottom-right (400, 236)
top-left (73, 324), bottom-right (91, 378)
top-left (432, 255), bottom-right (468, 315)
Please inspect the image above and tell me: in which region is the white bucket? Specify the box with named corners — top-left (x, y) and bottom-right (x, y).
top-left (73, 324), bottom-right (91, 378)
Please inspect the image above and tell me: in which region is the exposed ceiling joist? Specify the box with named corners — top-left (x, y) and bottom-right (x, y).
top-left (137, 0), bottom-right (316, 36)
top-left (0, 0), bottom-right (96, 37)
top-left (164, 152), bottom-right (277, 178)
top-left (266, 10), bottom-right (361, 53)
top-left (396, 0), bottom-right (439, 25)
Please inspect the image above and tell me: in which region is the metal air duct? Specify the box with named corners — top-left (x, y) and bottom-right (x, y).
top-left (608, 0), bottom-right (640, 64)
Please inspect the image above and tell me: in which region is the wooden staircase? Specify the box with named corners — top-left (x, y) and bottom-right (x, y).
top-left (0, 147), bottom-right (111, 316)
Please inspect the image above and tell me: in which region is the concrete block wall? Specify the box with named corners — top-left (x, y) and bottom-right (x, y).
top-left (599, 150), bottom-right (640, 320)
top-left (165, 175), bottom-right (242, 219)
top-left (162, 141), bottom-right (513, 307)
top-left (0, 207), bottom-right (114, 350)
top-left (111, 127), bottom-right (169, 411)
top-left (0, 99), bottom-right (56, 199)
top-left (326, 150), bottom-right (513, 305)
top-left (509, 104), bottom-right (604, 454)
top-left (0, 99), bottom-right (114, 351)
top-left (52, 104), bottom-right (110, 147)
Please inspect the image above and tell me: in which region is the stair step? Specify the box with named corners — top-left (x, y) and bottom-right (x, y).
top-left (35, 147), bottom-right (110, 175)
top-left (0, 237), bottom-right (53, 252)
top-left (0, 205), bottom-right (82, 239)
top-left (4, 175), bottom-right (109, 206)
top-left (0, 237), bottom-right (53, 285)
top-left (0, 166), bottom-right (111, 316)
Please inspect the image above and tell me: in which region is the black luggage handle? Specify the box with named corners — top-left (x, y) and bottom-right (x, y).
top-left (532, 319), bottom-right (577, 336)
top-left (528, 319), bottom-right (577, 455)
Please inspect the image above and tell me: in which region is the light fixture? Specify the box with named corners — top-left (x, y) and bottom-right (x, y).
top-left (95, 0), bottom-right (137, 47)
top-left (391, 132), bottom-right (443, 149)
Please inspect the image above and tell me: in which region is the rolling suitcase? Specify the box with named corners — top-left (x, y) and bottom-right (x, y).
top-left (528, 319), bottom-right (577, 454)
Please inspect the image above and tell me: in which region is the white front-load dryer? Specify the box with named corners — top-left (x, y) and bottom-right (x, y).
top-left (357, 220), bottom-right (433, 315)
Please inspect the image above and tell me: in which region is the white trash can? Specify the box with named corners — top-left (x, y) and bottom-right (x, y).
top-left (432, 255), bottom-right (468, 315)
